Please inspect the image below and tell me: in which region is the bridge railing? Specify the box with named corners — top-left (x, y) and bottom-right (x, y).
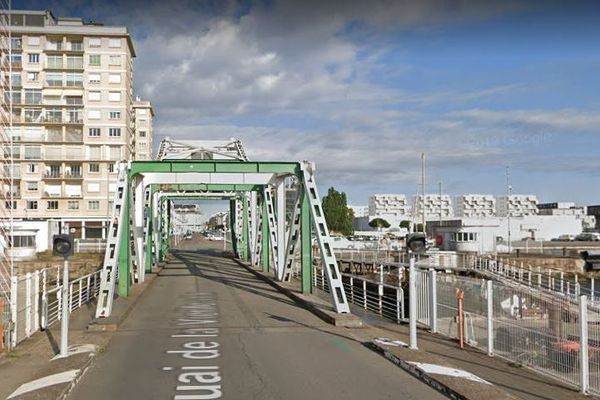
top-left (7, 266), bottom-right (101, 348)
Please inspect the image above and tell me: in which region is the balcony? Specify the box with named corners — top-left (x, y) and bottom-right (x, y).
top-left (43, 172), bottom-right (63, 179)
top-left (65, 171), bottom-right (83, 179)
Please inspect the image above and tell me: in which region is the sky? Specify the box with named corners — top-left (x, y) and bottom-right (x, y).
top-left (14, 0), bottom-right (600, 207)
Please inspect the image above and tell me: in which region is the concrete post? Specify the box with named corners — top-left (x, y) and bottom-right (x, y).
top-left (409, 257), bottom-right (418, 350)
top-left (580, 295), bottom-right (589, 394)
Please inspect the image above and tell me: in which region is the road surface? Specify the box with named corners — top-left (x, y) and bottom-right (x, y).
top-left (69, 245), bottom-right (446, 400)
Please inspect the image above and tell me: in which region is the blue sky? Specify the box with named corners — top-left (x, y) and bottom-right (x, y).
top-left (14, 0), bottom-right (600, 207)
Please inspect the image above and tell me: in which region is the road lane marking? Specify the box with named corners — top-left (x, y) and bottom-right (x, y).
top-left (7, 369), bottom-right (80, 399)
top-left (407, 362), bottom-right (491, 385)
top-left (165, 292), bottom-right (223, 399)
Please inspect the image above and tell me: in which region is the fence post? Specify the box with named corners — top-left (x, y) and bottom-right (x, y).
top-left (362, 280), bottom-right (367, 310)
top-left (34, 271), bottom-right (40, 332)
top-left (409, 257), bottom-right (417, 349)
top-left (429, 269), bottom-right (437, 333)
top-left (378, 265), bottom-right (384, 315)
top-left (486, 280), bottom-right (494, 356)
top-left (592, 278), bottom-right (595, 304)
top-left (25, 273), bottom-right (32, 338)
top-left (10, 276), bottom-right (18, 348)
top-left (580, 295), bottom-right (589, 394)
top-left (350, 276), bottom-right (354, 304)
top-left (41, 269), bottom-right (47, 330)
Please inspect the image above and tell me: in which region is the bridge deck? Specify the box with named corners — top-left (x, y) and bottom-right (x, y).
top-left (69, 244), bottom-right (445, 400)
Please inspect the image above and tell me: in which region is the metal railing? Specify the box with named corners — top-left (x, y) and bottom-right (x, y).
top-left (8, 266), bottom-right (101, 348)
top-left (311, 257), bottom-right (600, 395)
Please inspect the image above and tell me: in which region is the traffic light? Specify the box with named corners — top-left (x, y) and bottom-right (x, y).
top-left (406, 233), bottom-right (427, 254)
top-left (53, 234), bottom-right (74, 258)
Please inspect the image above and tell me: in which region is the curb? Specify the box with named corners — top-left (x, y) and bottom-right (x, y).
top-left (366, 341), bottom-right (466, 400)
top-left (232, 258), bottom-right (363, 328)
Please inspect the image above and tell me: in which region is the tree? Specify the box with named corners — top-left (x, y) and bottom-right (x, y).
top-left (399, 220), bottom-right (411, 230)
top-left (322, 187), bottom-right (354, 236)
top-left (369, 218), bottom-right (391, 230)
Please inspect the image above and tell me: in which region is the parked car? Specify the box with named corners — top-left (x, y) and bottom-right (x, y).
top-left (576, 233), bottom-right (600, 241)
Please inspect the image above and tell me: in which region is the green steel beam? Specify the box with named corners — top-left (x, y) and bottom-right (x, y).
top-left (130, 160), bottom-right (300, 177)
top-left (118, 185), bottom-right (131, 297)
top-left (300, 189), bottom-right (312, 294)
top-left (229, 199), bottom-right (238, 258)
top-left (157, 184), bottom-right (263, 192)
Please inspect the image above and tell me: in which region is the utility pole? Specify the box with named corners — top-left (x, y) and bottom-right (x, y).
top-left (506, 166), bottom-right (512, 253)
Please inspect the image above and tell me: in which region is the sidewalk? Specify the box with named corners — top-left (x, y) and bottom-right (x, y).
top-left (352, 307), bottom-right (591, 400)
top-left (0, 272), bottom-right (158, 400)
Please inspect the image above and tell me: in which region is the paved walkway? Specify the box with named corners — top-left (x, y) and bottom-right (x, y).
top-left (68, 248), bottom-right (445, 400)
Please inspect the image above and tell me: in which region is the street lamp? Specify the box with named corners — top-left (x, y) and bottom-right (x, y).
top-left (406, 232), bottom-right (428, 350)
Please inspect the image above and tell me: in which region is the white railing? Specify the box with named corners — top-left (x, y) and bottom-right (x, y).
top-left (8, 266), bottom-right (101, 348)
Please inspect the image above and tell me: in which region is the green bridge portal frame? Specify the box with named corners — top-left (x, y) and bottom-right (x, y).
top-left (95, 159), bottom-right (350, 318)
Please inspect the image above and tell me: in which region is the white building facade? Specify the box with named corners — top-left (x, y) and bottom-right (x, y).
top-left (496, 195), bottom-right (539, 217)
top-left (368, 194), bottom-right (410, 226)
top-left (413, 194), bottom-right (453, 221)
top-left (453, 194), bottom-right (495, 218)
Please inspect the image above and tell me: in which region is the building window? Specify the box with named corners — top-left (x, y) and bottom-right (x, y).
top-left (26, 200), bottom-right (38, 210)
top-left (88, 91), bottom-right (101, 101)
top-left (109, 55), bottom-right (121, 66)
top-left (67, 201), bottom-right (79, 210)
top-left (88, 73), bottom-right (101, 84)
top-left (66, 56), bottom-right (83, 69)
top-left (89, 163), bottom-right (100, 173)
top-left (5, 201), bottom-right (17, 210)
top-left (24, 89), bottom-right (42, 105)
top-left (139, 131), bottom-right (146, 138)
top-left (109, 128), bottom-right (121, 137)
top-left (108, 163), bottom-right (116, 173)
top-left (68, 41), bottom-right (83, 51)
top-left (27, 72), bottom-right (39, 81)
top-left (88, 128), bottom-right (101, 137)
top-left (109, 111), bottom-right (121, 120)
top-left (89, 38), bottom-right (101, 47)
top-left (108, 92), bottom-right (121, 102)
top-left (65, 73), bottom-right (83, 87)
top-left (88, 200), bottom-right (100, 210)
top-left (108, 38), bottom-right (121, 48)
top-left (27, 163), bottom-right (37, 173)
top-left (47, 201), bottom-right (59, 210)
top-left (12, 235), bottom-right (35, 248)
top-left (26, 181), bottom-right (38, 191)
top-left (28, 53), bottom-right (40, 64)
top-left (108, 73), bottom-right (121, 84)
top-left (47, 55), bottom-right (62, 68)
top-left (46, 73), bottom-right (63, 86)
top-left (89, 54), bottom-right (101, 66)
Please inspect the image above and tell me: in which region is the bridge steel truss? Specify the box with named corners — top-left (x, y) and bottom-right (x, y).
top-left (95, 159), bottom-right (350, 318)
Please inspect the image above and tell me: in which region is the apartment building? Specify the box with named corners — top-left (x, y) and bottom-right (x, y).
top-left (368, 194), bottom-right (410, 225)
top-left (496, 195), bottom-right (539, 217)
top-left (413, 194), bottom-right (453, 221)
top-left (132, 96), bottom-right (153, 160)
top-left (453, 194), bottom-right (496, 218)
top-left (0, 10), bottom-right (146, 252)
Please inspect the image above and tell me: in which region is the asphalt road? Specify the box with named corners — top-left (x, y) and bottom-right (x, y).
top-left (69, 244), bottom-right (446, 400)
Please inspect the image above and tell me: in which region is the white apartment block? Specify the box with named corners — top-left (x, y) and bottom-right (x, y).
top-left (349, 205), bottom-right (368, 218)
top-left (133, 96), bottom-right (153, 160)
top-left (368, 194), bottom-right (410, 225)
top-left (496, 195), bottom-right (539, 217)
top-left (0, 10), bottom-right (147, 250)
top-left (413, 194), bottom-right (453, 220)
top-left (453, 194), bottom-right (496, 218)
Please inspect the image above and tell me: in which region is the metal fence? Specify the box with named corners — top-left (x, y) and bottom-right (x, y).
top-left (7, 266), bottom-right (101, 348)
top-left (312, 261), bottom-right (600, 395)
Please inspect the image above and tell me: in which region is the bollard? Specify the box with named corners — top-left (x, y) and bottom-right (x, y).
top-left (456, 288), bottom-right (465, 349)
